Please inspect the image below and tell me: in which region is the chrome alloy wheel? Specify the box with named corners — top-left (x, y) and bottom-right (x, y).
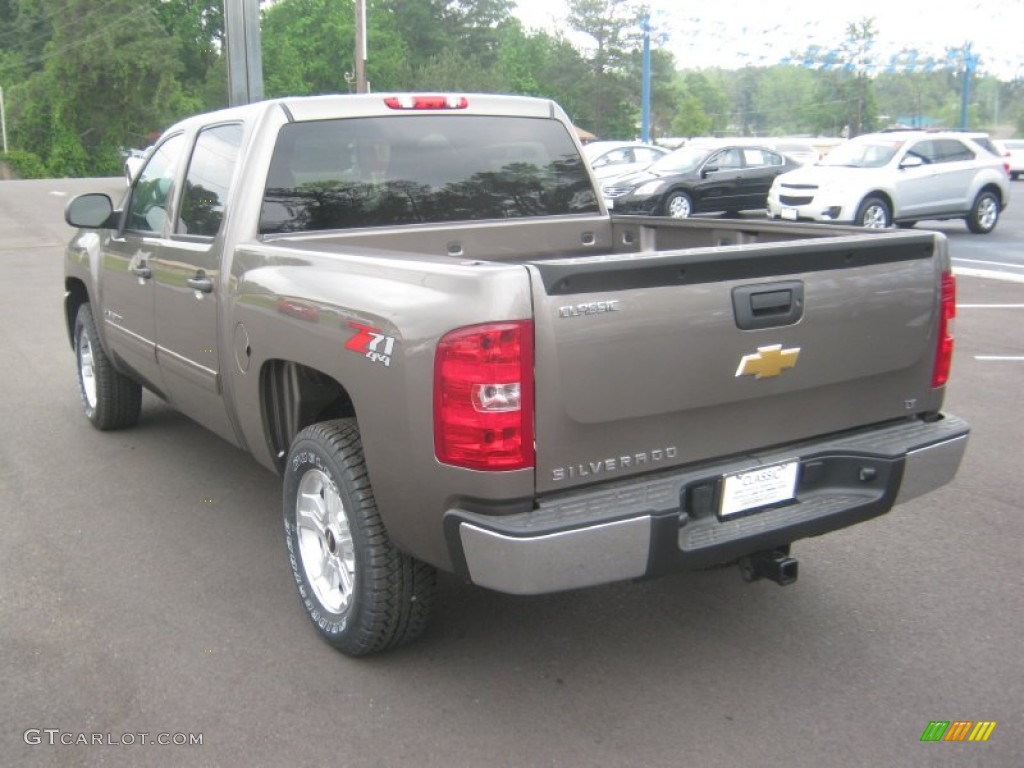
top-left (295, 469), bottom-right (356, 613)
top-left (77, 327), bottom-right (98, 409)
top-left (667, 194), bottom-right (692, 218)
top-left (860, 203), bottom-right (889, 228)
top-left (976, 196), bottom-right (998, 230)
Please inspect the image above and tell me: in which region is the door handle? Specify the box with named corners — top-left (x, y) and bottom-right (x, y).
top-left (131, 264), bottom-right (151, 279)
top-left (187, 275), bottom-right (213, 293)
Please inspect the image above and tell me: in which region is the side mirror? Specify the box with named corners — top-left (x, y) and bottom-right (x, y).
top-left (900, 155), bottom-right (925, 170)
top-left (701, 165), bottom-right (718, 178)
top-left (65, 193), bottom-right (116, 229)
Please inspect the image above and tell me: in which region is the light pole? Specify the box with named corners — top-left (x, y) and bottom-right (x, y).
top-left (959, 43), bottom-right (978, 130)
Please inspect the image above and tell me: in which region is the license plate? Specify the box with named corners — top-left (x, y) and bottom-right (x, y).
top-left (719, 460), bottom-right (799, 518)
top-left (780, 207), bottom-right (798, 221)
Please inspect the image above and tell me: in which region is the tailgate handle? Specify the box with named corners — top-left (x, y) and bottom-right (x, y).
top-left (732, 281), bottom-right (804, 330)
top-left (751, 290), bottom-right (792, 314)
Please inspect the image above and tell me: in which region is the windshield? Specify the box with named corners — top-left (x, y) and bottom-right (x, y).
top-left (822, 138), bottom-right (904, 168)
top-left (649, 146), bottom-right (708, 173)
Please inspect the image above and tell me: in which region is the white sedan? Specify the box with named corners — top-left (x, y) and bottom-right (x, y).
top-left (583, 140), bottom-right (670, 181)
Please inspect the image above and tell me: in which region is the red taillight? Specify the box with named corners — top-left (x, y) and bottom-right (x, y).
top-left (434, 321), bottom-right (534, 471)
top-left (384, 95), bottom-right (469, 110)
top-left (932, 271), bottom-right (956, 388)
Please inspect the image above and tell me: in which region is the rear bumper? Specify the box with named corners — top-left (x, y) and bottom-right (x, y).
top-left (445, 414), bottom-right (969, 595)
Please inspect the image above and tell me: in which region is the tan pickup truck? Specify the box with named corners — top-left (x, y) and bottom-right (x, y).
top-left (62, 93), bottom-right (969, 655)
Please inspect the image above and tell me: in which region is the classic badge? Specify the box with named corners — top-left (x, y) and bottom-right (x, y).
top-left (735, 344), bottom-right (800, 379)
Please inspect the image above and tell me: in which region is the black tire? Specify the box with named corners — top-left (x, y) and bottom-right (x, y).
top-left (74, 303), bottom-right (142, 430)
top-left (855, 196), bottom-right (891, 228)
top-left (283, 419), bottom-right (436, 656)
top-left (663, 190), bottom-right (693, 219)
top-left (966, 190), bottom-right (1000, 234)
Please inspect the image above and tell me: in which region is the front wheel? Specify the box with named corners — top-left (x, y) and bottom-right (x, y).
top-left (855, 196), bottom-right (891, 228)
top-left (663, 190), bottom-right (693, 219)
top-left (74, 303), bottom-right (142, 430)
top-left (283, 419), bottom-right (436, 656)
top-left (966, 190), bottom-right (1000, 234)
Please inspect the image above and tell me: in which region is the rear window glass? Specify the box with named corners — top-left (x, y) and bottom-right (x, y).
top-left (259, 115), bottom-right (598, 234)
top-left (969, 136), bottom-right (1000, 156)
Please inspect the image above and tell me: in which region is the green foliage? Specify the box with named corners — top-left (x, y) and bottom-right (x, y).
top-left (6, 0), bottom-right (202, 177)
top-left (0, 150), bottom-right (48, 178)
top-left (1, 0), bottom-right (1017, 179)
top-left (670, 94), bottom-right (711, 137)
top-left (261, 0), bottom-right (359, 96)
top-left (46, 116), bottom-right (91, 177)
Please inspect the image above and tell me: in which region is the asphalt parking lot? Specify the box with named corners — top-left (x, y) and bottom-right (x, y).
top-left (1, 178), bottom-right (1021, 767)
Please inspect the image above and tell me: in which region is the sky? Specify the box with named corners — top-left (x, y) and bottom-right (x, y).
top-left (512, 0), bottom-right (1024, 80)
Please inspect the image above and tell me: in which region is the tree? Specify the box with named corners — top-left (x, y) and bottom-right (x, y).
top-left (753, 66), bottom-right (817, 134)
top-left (874, 70), bottom-right (953, 128)
top-left (564, 0), bottom-right (645, 137)
top-left (261, 0), bottom-right (358, 96)
top-left (9, 0), bottom-right (195, 175)
top-left (670, 93), bottom-right (711, 137)
top-left (150, 0), bottom-right (225, 108)
top-left (802, 19), bottom-right (879, 136)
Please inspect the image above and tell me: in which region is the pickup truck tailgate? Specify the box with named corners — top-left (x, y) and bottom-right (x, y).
top-left (527, 232), bottom-right (945, 493)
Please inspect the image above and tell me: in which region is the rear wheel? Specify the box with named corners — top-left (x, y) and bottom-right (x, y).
top-left (966, 190), bottom-right (1000, 234)
top-left (663, 191), bottom-right (693, 219)
top-left (855, 196), bottom-right (891, 228)
top-left (283, 419), bottom-right (436, 656)
top-left (74, 303), bottom-right (142, 430)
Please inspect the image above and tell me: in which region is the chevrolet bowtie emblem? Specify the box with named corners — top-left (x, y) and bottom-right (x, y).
top-left (735, 344), bottom-right (801, 379)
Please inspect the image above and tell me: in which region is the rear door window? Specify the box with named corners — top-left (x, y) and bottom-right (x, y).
top-left (259, 115), bottom-right (598, 233)
top-left (178, 123), bottom-right (244, 238)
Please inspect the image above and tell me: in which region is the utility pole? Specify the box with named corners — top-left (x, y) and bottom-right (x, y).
top-left (641, 14), bottom-right (651, 143)
top-left (224, 0), bottom-right (264, 106)
top-left (354, 0), bottom-right (368, 93)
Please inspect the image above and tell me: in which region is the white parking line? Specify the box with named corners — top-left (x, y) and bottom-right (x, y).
top-left (958, 304), bottom-right (1024, 309)
top-left (975, 356), bottom-right (1024, 361)
top-left (953, 267), bottom-right (1024, 284)
top-left (952, 258), bottom-right (1024, 270)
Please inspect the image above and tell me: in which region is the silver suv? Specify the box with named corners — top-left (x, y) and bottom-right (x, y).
top-left (767, 130), bottom-right (1010, 233)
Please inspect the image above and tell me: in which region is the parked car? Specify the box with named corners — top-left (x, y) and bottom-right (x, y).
top-left (122, 147), bottom-right (151, 186)
top-left (998, 139), bottom-right (1024, 180)
top-left (603, 143), bottom-right (798, 218)
top-left (582, 140), bottom-right (670, 181)
top-left (688, 136), bottom-right (821, 166)
top-left (770, 139), bottom-right (821, 166)
top-left (767, 130), bottom-right (1010, 233)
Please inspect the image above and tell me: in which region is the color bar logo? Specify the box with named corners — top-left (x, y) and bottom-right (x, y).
top-left (921, 721), bottom-right (997, 742)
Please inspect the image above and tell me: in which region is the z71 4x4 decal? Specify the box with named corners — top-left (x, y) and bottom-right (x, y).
top-left (345, 322), bottom-right (396, 367)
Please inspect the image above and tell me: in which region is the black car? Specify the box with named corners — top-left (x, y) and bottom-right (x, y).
top-left (602, 144), bottom-right (799, 218)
